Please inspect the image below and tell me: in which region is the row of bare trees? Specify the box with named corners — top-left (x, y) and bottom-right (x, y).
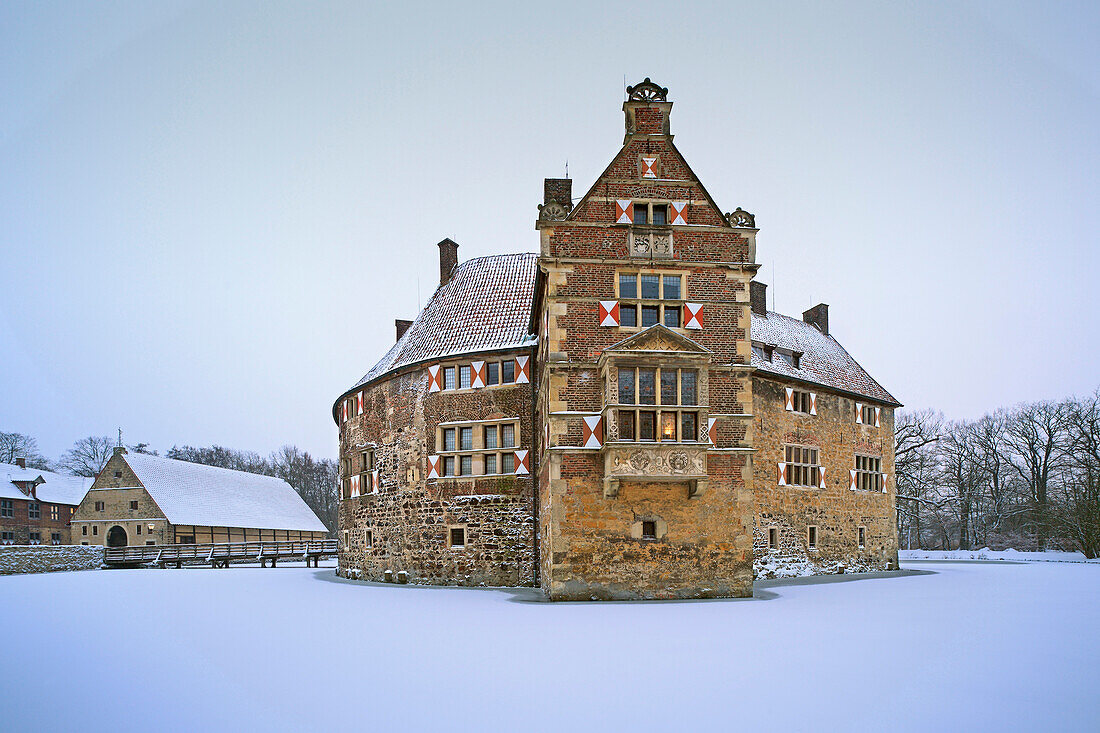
top-left (895, 391), bottom-right (1100, 557)
top-left (1, 431), bottom-right (338, 534)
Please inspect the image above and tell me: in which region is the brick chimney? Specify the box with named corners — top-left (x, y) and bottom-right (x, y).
top-left (803, 303), bottom-right (829, 335)
top-left (544, 178), bottom-right (571, 206)
top-left (437, 238), bottom-right (459, 287)
top-left (395, 319), bottom-right (413, 341)
top-left (750, 281), bottom-right (767, 316)
top-left (15, 457), bottom-right (25, 469)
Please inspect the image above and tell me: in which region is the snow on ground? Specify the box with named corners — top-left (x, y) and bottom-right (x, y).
top-left (1, 560), bottom-right (1098, 732)
top-left (901, 548), bottom-right (1100, 563)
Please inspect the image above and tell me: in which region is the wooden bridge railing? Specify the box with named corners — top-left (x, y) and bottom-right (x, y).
top-left (104, 539), bottom-right (338, 568)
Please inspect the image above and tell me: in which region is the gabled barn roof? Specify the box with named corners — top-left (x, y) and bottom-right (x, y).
top-left (339, 252), bottom-right (538, 403)
top-left (750, 310), bottom-right (900, 406)
top-left (117, 452), bottom-right (327, 532)
top-left (0, 462), bottom-right (92, 505)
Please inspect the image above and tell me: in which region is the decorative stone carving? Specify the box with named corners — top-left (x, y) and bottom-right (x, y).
top-left (668, 451), bottom-right (689, 472)
top-left (538, 201), bottom-right (571, 221)
top-left (630, 229), bottom-right (673, 258)
top-left (628, 451), bottom-right (652, 472)
top-left (627, 77), bottom-right (668, 102)
top-left (726, 207), bottom-right (756, 228)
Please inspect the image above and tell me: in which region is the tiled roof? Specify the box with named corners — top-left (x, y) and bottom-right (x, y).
top-left (0, 463), bottom-right (92, 505)
top-left (342, 253), bottom-right (539, 396)
top-left (750, 310), bottom-right (900, 406)
top-left (115, 452), bottom-right (327, 532)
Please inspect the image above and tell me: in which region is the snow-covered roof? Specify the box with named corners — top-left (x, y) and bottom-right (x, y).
top-left (750, 310), bottom-right (900, 406)
top-left (117, 452), bottom-right (327, 532)
top-left (0, 462), bottom-right (93, 505)
top-left (338, 253), bottom-right (538, 406)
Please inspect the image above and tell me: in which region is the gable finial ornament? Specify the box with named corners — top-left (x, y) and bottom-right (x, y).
top-left (538, 200), bottom-right (571, 221)
top-left (626, 77), bottom-right (668, 102)
top-left (726, 207), bottom-right (756, 228)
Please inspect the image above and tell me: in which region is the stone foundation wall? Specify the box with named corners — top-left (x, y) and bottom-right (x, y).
top-left (0, 545), bottom-right (103, 575)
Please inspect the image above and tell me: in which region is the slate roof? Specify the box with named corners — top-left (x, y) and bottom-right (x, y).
top-left (113, 452), bottom-right (327, 532)
top-left (750, 310), bottom-right (900, 406)
top-left (341, 253), bottom-right (539, 399)
top-left (0, 463), bottom-right (93, 505)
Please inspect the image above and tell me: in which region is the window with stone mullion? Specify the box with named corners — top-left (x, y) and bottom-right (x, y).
top-left (615, 365), bottom-right (700, 443)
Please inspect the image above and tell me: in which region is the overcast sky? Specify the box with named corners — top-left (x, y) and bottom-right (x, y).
top-left (2, 1), bottom-right (1098, 462)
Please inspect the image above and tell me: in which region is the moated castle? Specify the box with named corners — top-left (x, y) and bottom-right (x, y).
top-left (332, 80), bottom-right (900, 600)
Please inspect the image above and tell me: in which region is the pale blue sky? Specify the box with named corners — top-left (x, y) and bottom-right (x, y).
top-left (2, 1), bottom-right (1098, 460)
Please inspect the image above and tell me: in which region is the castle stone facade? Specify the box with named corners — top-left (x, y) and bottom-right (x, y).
top-left (333, 80), bottom-right (900, 600)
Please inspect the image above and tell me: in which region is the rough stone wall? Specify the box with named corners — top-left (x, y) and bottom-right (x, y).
top-left (752, 377), bottom-right (899, 574)
top-left (536, 97), bottom-right (756, 600)
top-left (337, 351), bottom-right (537, 587)
top-left (0, 545), bottom-right (102, 575)
top-left (71, 454), bottom-right (171, 546)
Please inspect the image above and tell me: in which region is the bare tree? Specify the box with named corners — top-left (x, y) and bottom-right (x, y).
top-left (271, 445), bottom-right (338, 533)
top-left (894, 410), bottom-right (943, 549)
top-left (1056, 392), bottom-right (1100, 558)
top-left (1004, 401), bottom-right (1069, 549)
top-left (59, 435), bottom-right (116, 477)
top-left (0, 431), bottom-right (52, 470)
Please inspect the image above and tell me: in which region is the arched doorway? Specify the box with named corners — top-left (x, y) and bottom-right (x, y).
top-left (106, 525), bottom-right (127, 548)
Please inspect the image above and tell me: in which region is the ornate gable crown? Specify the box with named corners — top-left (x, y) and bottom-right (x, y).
top-left (623, 78), bottom-right (672, 137)
top-left (627, 77), bottom-right (668, 102)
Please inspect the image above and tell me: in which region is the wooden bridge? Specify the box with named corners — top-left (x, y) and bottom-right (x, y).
top-left (103, 539), bottom-right (338, 568)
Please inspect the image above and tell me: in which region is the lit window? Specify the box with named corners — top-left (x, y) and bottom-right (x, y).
top-left (615, 367), bottom-right (700, 443)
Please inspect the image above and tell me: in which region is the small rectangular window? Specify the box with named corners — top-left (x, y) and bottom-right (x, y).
top-left (663, 306), bottom-right (681, 328)
top-left (642, 520), bottom-right (657, 539)
top-left (662, 275), bottom-right (680, 300)
top-left (641, 304), bottom-right (659, 327)
top-left (129, 500), bottom-right (139, 510)
top-left (460, 455), bottom-right (472, 476)
top-left (808, 525), bottom-right (817, 549)
top-left (459, 426), bottom-right (473, 451)
top-left (633, 204), bottom-right (648, 225)
top-left (82, 525), bottom-right (88, 536)
top-left (362, 450), bottom-right (374, 471)
top-left (502, 360), bottom-right (515, 383)
top-left (660, 369), bottom-right (677, 405)
top-left (28, 502), bottom-right (40, 519)
top-left (619, 410), bottom-right (636, 441)
top-left (136, 524), bottom-right (142, 535)
top-left (146, 540), bottom-right (155, 546)
top-left (639, 411), bottom-right (656, 441)
top-left (502, 453), bottom-right (515, 473)
top-left (443, 456), bottom-right (455, 477)
top-left (641, 274), bottom-right (660, 299)
top-left (501, 424), bottom-right (515, 448)
top-left (660, 412), bottom-right (677, 441)
top-left (681, 371), bottom-right (697, 405)
top-left (619, 369), bottom-right (636, 405)
top-left (114, 471), bottom-right (122, 479)
top-left (768, 527), bottom-right (779, 550)
top-left (443, 428), bottom-right (456, 452)
top-left (0, 499), bottom-right (12, 518)
top-left (95, 501), bottom-right (104, 512)
top-left (651, 205), bottom-right (667, 226)
top-left (450, 527), bottom-right (466, 548)
top-left (484, 453), bottom-right (497, 475)
top-left (458, 365), bottom-right (472, 389)
top-left (443, 366), bottom-right (456, 390)
top-left (487, 362), bottom-right (499, 385)
top-left (858, 527), bottom-right (866, 549)
top-left (365, 530), bottom-right (373, 548)
top-left (620, 305), bottom-right (638, 327)
top-left (680, 412), bottom-right (696, 442)
top-left (638, 369), bottom-right (656, 405)
top-left (92, 526), bottom-right (98, 536)
top-left (484, 425), bottom-right (498, 449)
top-left (619, 273), bottom-right (637, 299)
top-left (51, 532), bottom-right (61, 545)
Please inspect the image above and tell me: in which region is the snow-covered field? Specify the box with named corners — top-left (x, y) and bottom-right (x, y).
top-left (901, 548), bottom-right (1099, 563)
top-left (2, 560), bottom-right (1097, 732)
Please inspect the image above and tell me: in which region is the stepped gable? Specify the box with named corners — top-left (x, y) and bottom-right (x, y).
top-left (344, 252), bottom-right (538, 395)
top-left (751, 310), bottom-right (900, 405)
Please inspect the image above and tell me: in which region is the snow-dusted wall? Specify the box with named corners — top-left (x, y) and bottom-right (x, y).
top-left (0, 545), bottom-right (103, 575)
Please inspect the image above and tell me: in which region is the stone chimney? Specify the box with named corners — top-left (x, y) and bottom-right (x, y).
top-left (750, 281), bottom-right (767, 316)
top-left (395, 319), bottom-right (413, 341)
top-left (544, 178), bottom-right (571, 207)
top-left (623, 78), bottom-right (672, 139)
top-left (113, 445), bottom-right (127, 456)
top-left (15, 457), bottom-right (25, 469)
top-left (803, 303), bottom-right (829, 335)
top-left (437, 238), bottom-right (459, 287)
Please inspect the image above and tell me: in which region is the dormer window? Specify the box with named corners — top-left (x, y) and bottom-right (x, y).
top-left (775, 349), bottom-right (801, 369)
top-left (752, 343), bottom-right (773, 362)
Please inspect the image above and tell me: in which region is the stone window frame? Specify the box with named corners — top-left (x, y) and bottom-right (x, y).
top-left (435, 417), bottom-right (523, 478)
top-left (447, 524), bottom-right (467, 550)
top-left (854, 454), bottom-right (883, 492)
top-left (81, 525), bottom-right (87, 536)
top-left (768, 526), bottom-right (779, 550)
top-left (0, 499), bottom-right (12, 518)
top-left (783, 444), bottom-right (821, 488)
top-left (857, 526), bottom-right (866, 549)
top-left (858, 404), bottom-right (876, 425)
top-left (436, 356), bottom-right (520, 392)
top-left (807, 524), bottom-right (818, 551)
top-left (614, 365), bottom-right (701, 443)
top-left (342, 529), bottom-right (350, 549)
top-left (28, 502), bottom-right (40, 520)
top-left (50, 505), bottom-right (59, 521)
top-left (789, 389), bottom-right (813, 414)
top-left (363, 528), bottom-right (374, 549)
top-left (615, 269), bottom-right (686, 329)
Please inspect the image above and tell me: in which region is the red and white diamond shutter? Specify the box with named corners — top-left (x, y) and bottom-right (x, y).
top-left (599, 301), bottom-right (620, 327)
top-left (357, 391), bottom-right (364, 415)
top-left (777, 462), bottom-right (787, 486)
top-left (874, 407), bottom-right (881, 427)
top-left (615, 200), bottom-right (634, 224)
top-left (809, 393), bottom-right (817, 415)
top-left (684, 302), bottom-right (703, 329)
top-left (641, 156), bottom-right (658, 179)
top-left (471, 361), bottom-right (486, 389)
top-left (428, 365), bottom-right (442, 393)
top-left (850, 469), bottom-right (858, 491)
top-left (341, 401), bottom-right (348, 423)
top-left (708, 417), bottom-right (717, 446)
top-left (371, 470), bottom-right (380, 493)
top-left (881, 473), bottom-right (889, 493)
top-left (670, 201), bottom-right (688, 225)
top-left (819, 464), bottom-right (827, 489)
top-left (427, 455), bottom-right (441, 479)
top-left (515, 355), bottom-right (530, 384)
top-left (514, 449), bottom-right (530, 475)
top-left (582, 416), bottom-right (603, 449)
top-left (855, 402), bottom-right (863, 424)
top-left (350, 474), bottom-right (360, 498)
top-left (785, 387), bottom-right (795, 411)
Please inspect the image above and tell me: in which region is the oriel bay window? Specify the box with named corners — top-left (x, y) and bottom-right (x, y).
top-left (618, 272), bottom-right (683, 328)
top-left (616, 367), bottom-right (699, 442)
